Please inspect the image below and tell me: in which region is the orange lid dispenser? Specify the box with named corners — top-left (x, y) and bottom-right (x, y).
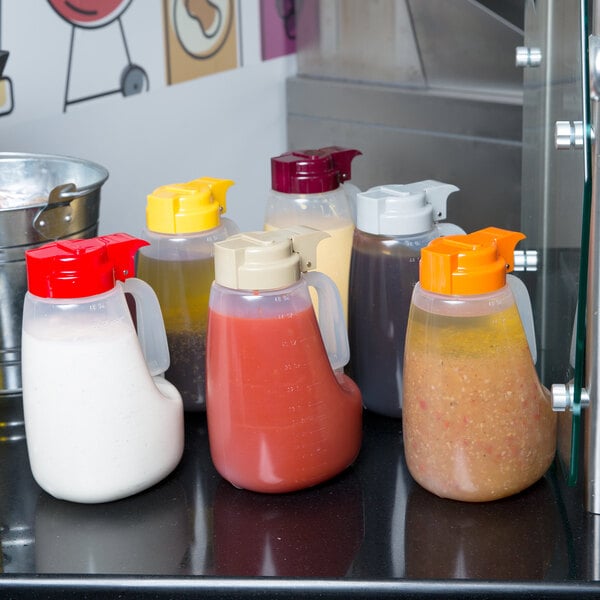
top-left (419, 227), bottom-right (526, 295)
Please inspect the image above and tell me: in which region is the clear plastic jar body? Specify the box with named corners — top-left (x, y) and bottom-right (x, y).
top-left (264, 187), bottom-right (355, 322)
top-left (137, 219), bottom-right (238, 411)
top-left (206, 279), bottom-right (362, 493)
top-left (21, 286), bottom-right (183, 503)
top-left (348, 228), bottom-right (441, 418)
top-left (402, 283), bottom-right (557, 502)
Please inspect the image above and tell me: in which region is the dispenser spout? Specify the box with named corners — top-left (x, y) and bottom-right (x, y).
top-left (287, 225), bottom-right (330, 272)
top-left (187, 177), bottom-right (235, 214)
top-left (322, 146), bottom-right (363, 183)
top-left (146, 177), bottom-right (234, 234)
top-left (100, 233), bottom-right (149, 282)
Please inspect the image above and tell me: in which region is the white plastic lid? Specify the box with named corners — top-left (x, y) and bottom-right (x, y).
top-left (355, 180), bottom-right (459, 235)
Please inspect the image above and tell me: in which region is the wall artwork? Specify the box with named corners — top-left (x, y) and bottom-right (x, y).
top-left (47, 0), bottom-right (149, 112)
top-left (0, 0), bottom-right (14, 116)
top-left (163, 0), bottom-right (238, 86)
top-left (260, 0), bottom-right (299, 61)
top-left (0, 51), bottom-right (12, 116)
top-left (0, 1), bottom-right (293, 123)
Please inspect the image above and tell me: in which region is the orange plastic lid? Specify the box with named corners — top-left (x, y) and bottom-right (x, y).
top-left (420, 227), bottom-right (526, 295)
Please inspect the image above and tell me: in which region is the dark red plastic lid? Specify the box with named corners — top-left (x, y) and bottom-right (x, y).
top-left (26, 233), bottom-right (149, 299)
top-left (271, 146), bottom-right (362, 194)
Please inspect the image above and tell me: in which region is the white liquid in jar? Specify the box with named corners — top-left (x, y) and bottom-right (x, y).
top-left (21, 317), bottom-right (184, 503)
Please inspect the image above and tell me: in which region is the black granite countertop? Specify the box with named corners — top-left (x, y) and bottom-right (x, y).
top-left (1, 407), bottom-right (600, 599)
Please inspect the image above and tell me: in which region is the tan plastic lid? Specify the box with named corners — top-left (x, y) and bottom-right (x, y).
top-left (214, 226), bottom-right (330, 290)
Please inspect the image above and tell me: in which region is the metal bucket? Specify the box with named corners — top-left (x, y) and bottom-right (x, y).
top-left (0, 152), bottom-right (108, 433)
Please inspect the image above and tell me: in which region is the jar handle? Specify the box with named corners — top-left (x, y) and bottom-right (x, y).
top-left (507, 274), bottom-right (537, 364)
top-left (121, 278), bottom-right (170, 376)
top-left (303, 271), bottom-right (350, 372)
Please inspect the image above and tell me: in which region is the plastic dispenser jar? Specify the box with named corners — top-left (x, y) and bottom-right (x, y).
top-left (348, 180), bottom-right (463, 418)
top-left (402, 227), bottom-right (557, 502)
top-left (22, 233), bottom-right (184, 503)
top-left (206, 226), bottom-right (363, 493)
top-left (136, 177), bottom-right (238, 412)
top-left (264, 146), bottom-right (362, 323)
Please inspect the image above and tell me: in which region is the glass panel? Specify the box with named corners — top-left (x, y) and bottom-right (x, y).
top-left (569, 0), bottom-right (592, 485)
top-left (521, 0), bottom-right (589, 485)
top-left (293, 0), bottom-right (594, 492)
top-left (569, 0), bottom-right (592, 487)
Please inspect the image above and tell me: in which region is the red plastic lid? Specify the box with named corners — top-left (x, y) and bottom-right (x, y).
top-left (271, 146), bottom-right (362, 194)
top-left (26, 233), bottom-right (149, 299)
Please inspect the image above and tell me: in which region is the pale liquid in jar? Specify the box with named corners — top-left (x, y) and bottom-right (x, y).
top-left (265, 221), bottom-right (354, 323)
top-left (402, 303), bottom-right (557, 502)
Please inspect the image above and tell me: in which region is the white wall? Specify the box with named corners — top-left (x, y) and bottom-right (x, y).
top-left (0, 0), bottom-right (297, 235)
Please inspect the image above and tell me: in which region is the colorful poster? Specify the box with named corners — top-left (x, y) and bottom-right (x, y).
top-left (0, 0), bottom-right (14, 116)
top-left (0, 50), bottom-right (13, 117)
top-left (163, 0), bottom-right (238, 86)
top-left (47, 0), bottom-right (149, 112)
top-left (260, 0), bottom-right (299, 60)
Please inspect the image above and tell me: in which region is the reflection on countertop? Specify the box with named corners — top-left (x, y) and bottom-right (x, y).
top-left (404, 475), bottom-right (566, 581)
top-left (0, 407), bottom-right (594, 590)
top-left (213, 471), bottom-right (363, 577)
top-left (35, 477), bottom-right (191, 575)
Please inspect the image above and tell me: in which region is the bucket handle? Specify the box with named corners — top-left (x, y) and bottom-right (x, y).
top-left (32, 183), bottom-right (81, 240)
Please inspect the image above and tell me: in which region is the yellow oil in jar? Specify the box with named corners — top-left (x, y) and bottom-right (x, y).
top-left (137, 254), bottom-right (215, 411)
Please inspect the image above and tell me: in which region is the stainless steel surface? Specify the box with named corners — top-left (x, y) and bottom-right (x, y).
top-left (296, 0), bottom-right (524, 94)
top-left (590, 515), bottom-right (600, 581)
top-left (406, 0), bottom-right (524, 94)
top-left (289, 0), bottom-right (525, 240)
top-left (552, 383), bottom-right (571, 411)
top-left (295, 0), bottom-right (425, 88)
top-left (287, 76), bottom-right (523, 235)
top-left (552, 381), bottom-right (590, 411)
top-left (0, 152), bottom-right (108, 403)
top-left (555, 120), bottom-right (585, 148)
top-left (514, 249), bottom-right (539, 270)
top-left (520, 0), bottom-right (583, 251)
top-left (516, 45), bottom-right (542, 67)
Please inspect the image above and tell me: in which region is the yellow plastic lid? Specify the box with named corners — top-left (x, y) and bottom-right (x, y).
top-left (146, 177), bottom-right (234, 234)
top-left (420, 226), bottom-right (526, 295)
